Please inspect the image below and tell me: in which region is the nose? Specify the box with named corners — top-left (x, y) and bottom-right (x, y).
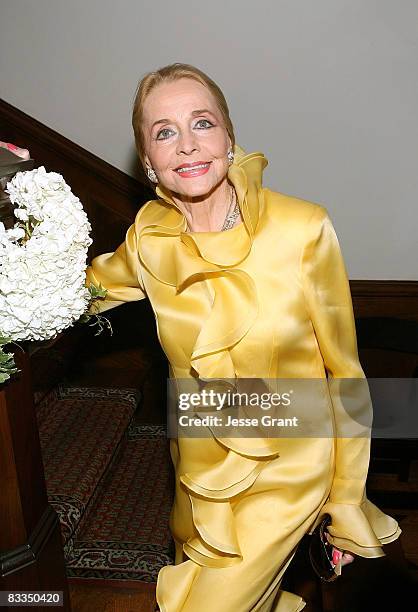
top-left (176, 128), bottom-right (199, 156)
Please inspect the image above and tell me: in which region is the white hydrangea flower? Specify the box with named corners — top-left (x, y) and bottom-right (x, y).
top-left (1, 167), bottom-right (93, 342)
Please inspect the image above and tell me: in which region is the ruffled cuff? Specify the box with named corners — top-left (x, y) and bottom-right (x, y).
top-left (309, 496), bottom-right (402, 558)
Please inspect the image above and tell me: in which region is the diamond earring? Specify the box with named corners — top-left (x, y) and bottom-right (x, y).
top-left (146, 166), bottom-right (158, 183)
top-left (227, 149), bottom-right (234, 165)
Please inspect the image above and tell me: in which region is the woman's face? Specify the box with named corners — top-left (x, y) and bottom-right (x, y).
top-left (142, 78), bottom-right (232, 200)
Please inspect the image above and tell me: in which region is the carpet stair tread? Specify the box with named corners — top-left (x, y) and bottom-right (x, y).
top-left (65, 423), bottom-right (175, 582)
top-left (35, 385), bottom-right (140, 546)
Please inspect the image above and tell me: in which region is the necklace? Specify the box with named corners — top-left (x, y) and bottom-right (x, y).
top-left (185, 187), bottom-right (240, 232)
top-left (221, 188), bottom-right (240, 231)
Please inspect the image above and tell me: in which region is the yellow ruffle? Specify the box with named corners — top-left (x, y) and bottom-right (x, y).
top-left (156, 560), bottom-right (200, 611)
top-left (179, 440), bottom-right (281, 567)
top-left (309, 494), bottom-right (402, 558)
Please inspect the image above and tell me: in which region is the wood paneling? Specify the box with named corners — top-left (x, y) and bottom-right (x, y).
top-left (351, 280), bottom-right (418, 319)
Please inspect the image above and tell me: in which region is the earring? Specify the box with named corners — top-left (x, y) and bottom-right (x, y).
top-left (146, 166), bottom-right (158, 183)
top-left (227, 149), bottom-right (234, 165)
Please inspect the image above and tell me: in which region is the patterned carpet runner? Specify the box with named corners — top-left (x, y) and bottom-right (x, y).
top-left (66, 424), bottom-right (175, 581)
top-left (36, 386), bottom-right (175, 582)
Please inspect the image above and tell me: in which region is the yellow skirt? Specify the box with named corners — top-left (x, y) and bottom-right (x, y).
top-left (156, 435), bottom-right (337, 611)
top-left (156, 431), bottom-right (400, 612)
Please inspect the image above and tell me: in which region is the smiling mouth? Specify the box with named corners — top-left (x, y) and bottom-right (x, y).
top-left (175, 162), bottom-right (211, 174)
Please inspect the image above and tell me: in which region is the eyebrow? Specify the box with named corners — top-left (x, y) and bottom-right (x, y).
top-left (151, 109), bottom-right (215, 130)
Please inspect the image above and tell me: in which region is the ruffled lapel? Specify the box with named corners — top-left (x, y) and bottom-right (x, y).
top-left (137, 144), bottom-right (268, 379)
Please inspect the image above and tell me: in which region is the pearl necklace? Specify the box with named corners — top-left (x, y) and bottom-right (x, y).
top-left (221, 188), bottom-right (241, 231)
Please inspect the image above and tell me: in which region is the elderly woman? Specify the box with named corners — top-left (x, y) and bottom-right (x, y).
top-left (86, 63), bottom-right (401, 611)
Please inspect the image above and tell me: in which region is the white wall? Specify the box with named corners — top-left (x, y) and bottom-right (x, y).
top-left (1, 0), bottom-right (417, 279)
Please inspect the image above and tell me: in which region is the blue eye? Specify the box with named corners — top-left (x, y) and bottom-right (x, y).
top-left (156, 128), bottom-right (174, 141)
top-left (155, 119), bottom-right (214, 141)
top-left (195, 119), bottom-right (213, 129)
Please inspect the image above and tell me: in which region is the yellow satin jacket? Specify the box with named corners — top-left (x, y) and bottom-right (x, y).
top-left (86, 144), bottom-right (401, 612)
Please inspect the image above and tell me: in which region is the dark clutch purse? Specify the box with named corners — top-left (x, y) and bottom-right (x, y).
top-left (309, 513), bottom-right (340, 582)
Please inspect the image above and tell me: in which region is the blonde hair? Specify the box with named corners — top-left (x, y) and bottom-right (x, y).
top-left (132, 63), bottom-right (235, 182)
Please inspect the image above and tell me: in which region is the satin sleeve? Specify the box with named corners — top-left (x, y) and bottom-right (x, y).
top-left (301, 205), bottom-right (401, 557)
top-left (85, 219), bottom-right (147, 313)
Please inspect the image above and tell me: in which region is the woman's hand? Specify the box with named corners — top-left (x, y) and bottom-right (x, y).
top-left (332, 546), bottom-right (355, 568)
top-left (326, 532), bottom-right (355, 567)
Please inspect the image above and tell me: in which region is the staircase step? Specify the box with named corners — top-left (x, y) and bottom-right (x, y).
top-left (66, 424), bottom-right (175, 582)
top-left (36, 385), bottom-right (140, 545)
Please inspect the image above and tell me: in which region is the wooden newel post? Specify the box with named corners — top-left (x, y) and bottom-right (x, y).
top-left (0, 346), bottom-right (71, 610)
